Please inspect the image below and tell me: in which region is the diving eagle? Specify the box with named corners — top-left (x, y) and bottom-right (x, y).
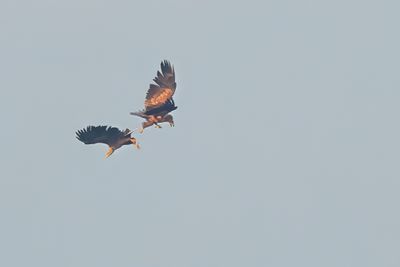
top-left (76, 125), bottom-right (140, 158)
top-left (130, 60), bottom-right (178, 132)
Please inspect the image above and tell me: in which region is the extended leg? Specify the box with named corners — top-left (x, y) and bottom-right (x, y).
top-left (140, 121), bottom-right (154, 133)
top-left (130, 138), bottom-right (140, 149)
top-left (105, 147), bottom-right (114, 158)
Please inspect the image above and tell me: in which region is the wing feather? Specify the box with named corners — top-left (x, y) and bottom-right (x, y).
top-left (76, 125), bottom-right (126, 146)
top-left (144, 60), bottom-right (176, 110)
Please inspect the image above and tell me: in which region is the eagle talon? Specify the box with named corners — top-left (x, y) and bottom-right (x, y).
top-left (105, 147), bottom-right (114, 158)
top-left (76, 125), bottom-right (140, 158)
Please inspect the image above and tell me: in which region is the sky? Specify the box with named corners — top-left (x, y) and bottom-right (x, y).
top-left (1, 0), bottom-right (400, 266)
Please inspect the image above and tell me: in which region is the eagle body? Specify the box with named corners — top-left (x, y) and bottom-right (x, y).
top-left (76, 125), bottom-right (139, 158)
top-left (131, 60), bottom-right (178, 131)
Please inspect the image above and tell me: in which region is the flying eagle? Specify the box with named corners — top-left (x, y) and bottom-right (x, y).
top-left (130, 60), bottom-right (178, 132)
top-left (76, 125), bottom-right (140, 158)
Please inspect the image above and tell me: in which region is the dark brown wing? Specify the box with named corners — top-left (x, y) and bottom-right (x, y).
top-left (144, 98), bottom-right (177, 116)
top-left (76, 125), bottom-right (127, 147)
top-left (144, 60), bottom-right (176, 110)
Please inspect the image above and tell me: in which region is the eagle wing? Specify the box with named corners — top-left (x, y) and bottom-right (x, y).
top-left (144, 60), bottom-right (176, 110)
top-left (76, 126), bottom-right (127, 146)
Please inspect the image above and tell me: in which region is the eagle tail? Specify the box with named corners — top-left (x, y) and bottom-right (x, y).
top-left (130, 111), bottom-right (148, 119)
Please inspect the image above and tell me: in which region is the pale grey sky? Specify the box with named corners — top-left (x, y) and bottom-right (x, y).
top-left (1, 0), bottom-right (399, 266)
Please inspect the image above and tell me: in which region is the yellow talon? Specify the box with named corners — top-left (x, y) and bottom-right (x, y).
top-left (105, 147), bottom-right (114, 158)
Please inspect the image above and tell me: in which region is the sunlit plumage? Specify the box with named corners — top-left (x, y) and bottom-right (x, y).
top-left (130, 60), bottom-right (178, 132)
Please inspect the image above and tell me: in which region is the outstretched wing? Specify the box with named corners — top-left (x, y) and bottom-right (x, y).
top-left (144, 60), bottom-right (176, 110)
top-left (76, 125), bottom-right (126, 146)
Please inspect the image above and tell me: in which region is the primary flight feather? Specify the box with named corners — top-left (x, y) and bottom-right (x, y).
top-left (76, 125), bottom-right (140, 158)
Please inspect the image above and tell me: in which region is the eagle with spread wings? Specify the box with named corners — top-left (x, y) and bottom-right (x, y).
top-left (130, 60), bottom-right (178, 132)
top-left (76, 125), bottom-right (140, 158)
